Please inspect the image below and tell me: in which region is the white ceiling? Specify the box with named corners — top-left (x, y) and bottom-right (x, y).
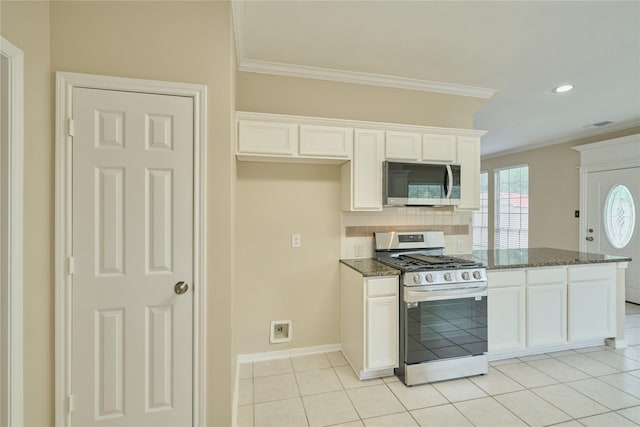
top-left (232, 1), bottom-right (640, 157)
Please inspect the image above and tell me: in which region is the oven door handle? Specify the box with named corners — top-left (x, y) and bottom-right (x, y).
top-left (405, 286), bottom-right (487, 302)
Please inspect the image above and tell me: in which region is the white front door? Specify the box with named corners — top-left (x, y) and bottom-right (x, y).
top-left (71, 87), bottom-right (194, 426)
top-left (586, 167), bottom-right (640, 303)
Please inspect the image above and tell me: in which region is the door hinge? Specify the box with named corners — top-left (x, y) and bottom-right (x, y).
top-left (68, 393), bottom-right (74, 413)
top-left (67, 117), bottom-right (75, 137)
top-left (68, 256), bottom-right (75, 275)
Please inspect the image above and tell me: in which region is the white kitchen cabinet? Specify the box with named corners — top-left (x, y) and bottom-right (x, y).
top-left (423, 134), bottom-right (457, 162)
top-left (238, 120), bottom-right (298, 156)
top-left (342, 129), bottom-right (384, 211)
top-left (341, 264), bottom-right (398, 379)
top-left (568, 264), bottom-right (616, 341)
top-left (299, 125), bottom-right (353, 159)
top-left (456, 136), bottom-right (481, 210)
top-left (385, 131), bottom-right (421, 161)
top-left (488, 270), bottom-right (526, 352)
top-left (526, 268), bottom-right (567, 347)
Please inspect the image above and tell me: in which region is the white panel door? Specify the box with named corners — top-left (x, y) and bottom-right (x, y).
top-left (72, 88), bottom-right (193, 426)
top-left (586, 168), bottom-right (640, 302)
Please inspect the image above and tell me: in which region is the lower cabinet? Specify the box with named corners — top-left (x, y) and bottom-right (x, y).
top-left (488, 264), bottom-right (618, 358)
top-left (568, 264), bottom-right (616, 341)
top-left (488, 270), bottom-right (525, 352)
top-left (341, 264), bottom-right (398, 379)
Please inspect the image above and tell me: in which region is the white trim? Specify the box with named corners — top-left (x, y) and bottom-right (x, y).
top-left (230, 2), bottom-right (495, 99)
top-left (0, 35), bottom-right (24, 427)
top-left (54, 72), bottom-right (207, 426)
top-left (574, 134), bottom-right (640, 253)
top-left (238, 59), bottom-right (497, 99)
top-left (236, 343), bottom-right (342, 363)
top-left (236, 111), bottom-right (487, 138)
top-left (488, 339), bottom-right (606, 361)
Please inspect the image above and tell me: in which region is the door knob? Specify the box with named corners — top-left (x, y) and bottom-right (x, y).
top-left (588, 228), bottom-right (594, 233)
top-left (174, 281), bottom-right (189, 295)
top-left (586, 236), bottom-right (594, 241)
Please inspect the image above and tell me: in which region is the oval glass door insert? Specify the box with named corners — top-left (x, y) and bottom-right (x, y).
top-left (603, 184), bottom-right (636, 249)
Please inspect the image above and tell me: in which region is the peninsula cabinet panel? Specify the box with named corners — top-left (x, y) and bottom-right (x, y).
top-left (299, 125), bottom-right (353, 158)
top-left (385, 131), bottom-right (421, 161)
top-left (568, 264), bottom-right (616, 341)
top-left (526, 267), bottom-right (567, 347)
top-left (238, 120), bottom-right (298, 156)
top-left (422, 134), bottom-right (457, 162)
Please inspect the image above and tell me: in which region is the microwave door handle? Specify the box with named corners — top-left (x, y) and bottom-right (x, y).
top-left (445, 165), bottom-right (453, 199)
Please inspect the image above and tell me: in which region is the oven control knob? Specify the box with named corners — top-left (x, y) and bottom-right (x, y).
top-left (444, 272), bottom-right (452, 281)
top-left (413, 275), bottom-right (421, 284)
top-left (473, 271), bottom-right (482, 280)
top-left (425, 273), bottom-right (434, 283)
top-left (462, 272), bottom-right (470, 280)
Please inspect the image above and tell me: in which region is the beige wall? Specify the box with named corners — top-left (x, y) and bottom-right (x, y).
top-left (237, 72), bottom-right (487, 129)
top-left (0, 2), bottom-right (52, 425)
top-left (482, 126), bottom-right (640, 251)
top-left (2, 1), bottom-right (236, 425)
top-left (234, 74), bottom-right (486, 355)
top-left (235, 163), bottom-right (342, 353)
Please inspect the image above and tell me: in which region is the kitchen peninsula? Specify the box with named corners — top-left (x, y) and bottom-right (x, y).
top-left (341, 247), bottom-right (632, 369)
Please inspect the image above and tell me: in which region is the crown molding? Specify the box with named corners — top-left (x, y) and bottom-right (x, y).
top-left (231, 1), bottom-right (496, 99)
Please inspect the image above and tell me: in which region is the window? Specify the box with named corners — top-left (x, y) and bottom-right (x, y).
top-left (473, 171), bottom-right (489, 250)
top-left (495, 165), bottom-right (529, 249)
top-left (604, 184), bottom-right (636, 249)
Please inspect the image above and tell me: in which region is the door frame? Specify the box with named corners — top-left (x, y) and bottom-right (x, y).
top-left (0, 35), bottom-right (24, 427)
top-left (54, 72), bottom-right (207, 426)
top-left (574, 134), bottom-right (640, 252)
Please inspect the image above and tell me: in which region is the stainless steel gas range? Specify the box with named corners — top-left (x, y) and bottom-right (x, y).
top-left (374, 231), bottom-right (488, 386)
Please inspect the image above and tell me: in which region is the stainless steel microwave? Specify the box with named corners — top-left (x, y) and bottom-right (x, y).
top-left (383, 161), bottom-right (461, 206)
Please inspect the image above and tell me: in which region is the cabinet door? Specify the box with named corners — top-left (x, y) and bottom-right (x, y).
top-left (457, 136), bottom-right (481, 210)
top-left (527, 283), bottom-right (567, 347)
top-left (299, 125), bottom-right (353, 158)
top-left (366, 295), bottom-right (398, 370)
top-left (423, 134), bottom-right (456, 162)
top-left (568, 264), bottom-right (616, 341)
top-left (348, 129), bottom-right (384, 211)
top-left (385, 131), bottom-right (421, 161)
top-left (488, 286), bottom-right (525, 352)
top-left (238, 120), bottom-right (298, 156)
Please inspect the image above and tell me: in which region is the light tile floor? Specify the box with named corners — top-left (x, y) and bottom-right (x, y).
top-left (236, 303), bottom-right (640, 426)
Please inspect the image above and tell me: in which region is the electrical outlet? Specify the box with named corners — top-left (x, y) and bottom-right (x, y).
top-left (291, 234), bottom-right (301, 248)
top-left (354, 243), bottom-right (363, 258)
top-left (456, 240), bottom-right (464, 253)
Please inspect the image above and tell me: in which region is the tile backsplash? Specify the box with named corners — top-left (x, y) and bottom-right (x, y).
top-left (341, 206), bottom-right (473, 259)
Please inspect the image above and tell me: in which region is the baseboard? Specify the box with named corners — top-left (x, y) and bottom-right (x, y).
top-left (237, 343), bottom-right (342, 363)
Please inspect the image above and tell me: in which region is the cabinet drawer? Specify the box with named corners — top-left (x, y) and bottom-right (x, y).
top-left (488, 270), bottom-right (525, 288)
top-left (527, 268), bottom-right (566, 286)
top-left (367, 277), bottom-right (398, 297)
top-left (568, 263), bottom-right (616, 282)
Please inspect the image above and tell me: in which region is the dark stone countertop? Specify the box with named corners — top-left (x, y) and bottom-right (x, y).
top-left (340, 247), bottom-right (631, 276)
top-left (340, 259), bottom-right (400, 277)
top-left (465, 247), bottom-right (632, 270)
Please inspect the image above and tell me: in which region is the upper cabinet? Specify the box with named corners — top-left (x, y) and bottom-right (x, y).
top-left (423, 134), bottom-right (457, 163)
top-left (457, 136), bottom-right (481, 210)
top-left (385, 131), bottom-right (422, 161)
top-left (238, 120), bottom-right (298, 157)
top-left (236, 112), bottom-right (485, 211)
top-left (299, 125), bottom-right (353, 159)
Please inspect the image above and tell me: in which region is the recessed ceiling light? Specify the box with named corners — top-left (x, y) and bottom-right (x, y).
top-left (552, 84), bottom-right (574, 93)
